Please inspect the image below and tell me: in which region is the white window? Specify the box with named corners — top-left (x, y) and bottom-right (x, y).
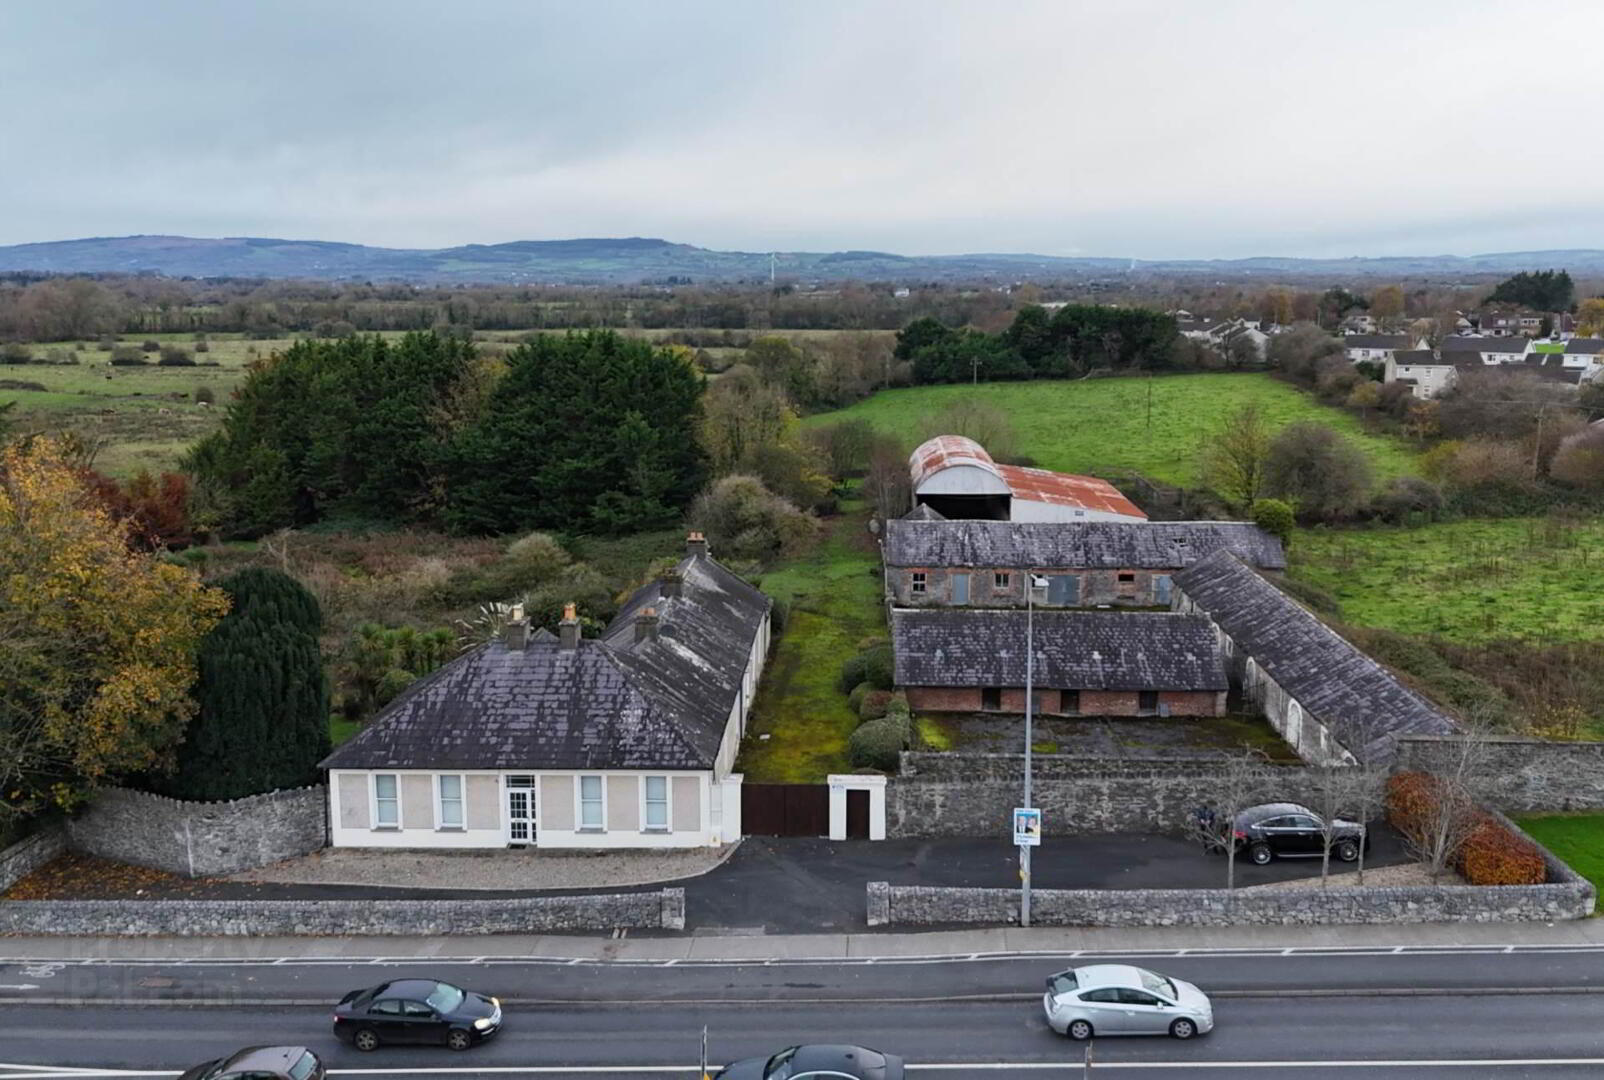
top-left (910, 571), bottom-right (926, 594)
top-left (373, 774), bottom-right (399, 829)
top-left (437, 774), bottom-right (465, 830)
top-left (579, 775), bottom-right (604, 830)
top-left (644, 776), bottom-right (669, 831)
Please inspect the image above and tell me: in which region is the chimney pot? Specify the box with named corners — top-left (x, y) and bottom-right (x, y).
top-left (635, 605), bottom-right (660, 643)
top-left (686, 531), bottom-right (709, 559)
top-left (558, 602), bottom-right (581, 651)
top-left (660, 568), bottom-right (683, 599)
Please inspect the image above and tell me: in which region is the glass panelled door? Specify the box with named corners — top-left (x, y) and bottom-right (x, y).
top-left (507, 775), bottom-right (535, 845)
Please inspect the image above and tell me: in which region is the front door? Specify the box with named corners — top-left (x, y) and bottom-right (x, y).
top-left (951, 572), bottom-right (970, 605)
top-left (846, 789), bottom-right (870, 839)
top-left (507, 777), bottom-right (535, 845)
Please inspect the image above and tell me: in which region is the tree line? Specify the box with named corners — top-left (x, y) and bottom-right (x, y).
top-left (894, 304), bottom-right (1185, 384)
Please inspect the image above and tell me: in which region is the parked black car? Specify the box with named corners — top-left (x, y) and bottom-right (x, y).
top-left (1229, 802), bottom-right (1368, 865)
top-left (715, 1044), bottom-right (904, 1080)
top-left (333, 979), bottom-right (501, 1051)
top-left (178, 1047), bottom-right (323, 1080)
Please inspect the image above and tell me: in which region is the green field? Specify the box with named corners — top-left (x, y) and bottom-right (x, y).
top-left (803, 373), bottom-right (1419, 486)
top-left (1515, 814), bottom-right (1604, 895)
top-left (739, 495), bottom-right (885, 783)
top-left (1291, 518), bottom-right (1604, 644)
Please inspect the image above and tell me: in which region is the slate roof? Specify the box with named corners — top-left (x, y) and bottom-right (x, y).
top-left (1172, 551), bottom-right (1457, 763)
top-left (891, 609), bottom-right (1227, 691)
top-left (1390, 349), bottom-right (1444, 366)
top-left (883, 520), bottom-right (1286, 571)
top-left (321, 552), bottom-right (770, 772)
top-left (1441, 335), bottom-right (1529, 355)
top-left (1342, 334), bottom-right (1411, 350)
top-left (1565, 338), bottom-right (1604, 355)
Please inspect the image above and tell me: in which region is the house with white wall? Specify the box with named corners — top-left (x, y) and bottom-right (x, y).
top-left (320, 534), bottom-right (770, 850)
top-left (1343, 334), bottom-right (1420, 367)
top-left (1384, 349), bottom-right (1459, 399)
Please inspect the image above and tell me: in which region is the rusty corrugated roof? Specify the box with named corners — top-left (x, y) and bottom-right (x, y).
top-left (995, 464), bottom-right (1147, 519)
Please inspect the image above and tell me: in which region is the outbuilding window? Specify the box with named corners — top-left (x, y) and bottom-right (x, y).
top-left (373, 774), bottom-right (399, 829)
top-left (1060, 690), bottom-right (1080, 715)
top-left (579, 775), bottom-right (604, 830)
top-left (981, 687), bottom-right (1002, 711)
top-left (911, 572), bottom-right (927, 594)
top-left (1138, 690), bottom-right (1159, 714)
top-left (994, 572), bottom-right (1011, 589)
top-left (644, 776), bottom-right (669, 831)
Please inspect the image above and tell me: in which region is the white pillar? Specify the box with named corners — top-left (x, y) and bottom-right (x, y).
top-left (827, 774), bottom-right (887, 841)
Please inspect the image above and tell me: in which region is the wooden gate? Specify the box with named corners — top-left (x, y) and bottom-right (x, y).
top-left (741, 784), bottom-right (830, 837)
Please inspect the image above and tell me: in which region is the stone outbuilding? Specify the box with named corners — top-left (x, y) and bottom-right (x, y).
top-left (891, 608), bottom-right (1228, 718)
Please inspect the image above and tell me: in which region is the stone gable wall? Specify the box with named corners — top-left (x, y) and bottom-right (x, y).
top-left (68, 785), bottom-right (328, 878)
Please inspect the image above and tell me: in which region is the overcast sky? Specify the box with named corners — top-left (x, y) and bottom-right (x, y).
top-left (4, 0), bottom-right (1601, 259)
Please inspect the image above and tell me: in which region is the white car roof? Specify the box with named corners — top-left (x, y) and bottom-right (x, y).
top-left (1074, 964), bottom-right (1147, 989)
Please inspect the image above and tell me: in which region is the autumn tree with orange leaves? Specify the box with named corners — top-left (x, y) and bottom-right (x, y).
top-left (0, 439), bottom-right (227, 821)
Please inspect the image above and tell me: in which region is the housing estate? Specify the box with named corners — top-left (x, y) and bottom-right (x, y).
top-left (882, 518), bottom-right (1286, 609)
top-left (1172, 550), bottom-right (1458, 764)
top-left (891, 608), bottom-right (1228, 718)
top-left (908, 435), bottom-right (1146, 523)
top-left (320, 534), bottom-right (770, 850)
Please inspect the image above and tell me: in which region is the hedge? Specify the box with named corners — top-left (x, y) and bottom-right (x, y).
top-left (847, 681), bottom-right (872, 714)
top-left (859, 689), bottom-right (893, 721)
top-left (848, 714), bottom-right (910, 772)
top-left (1385, 770), bottom-right (1545, 886)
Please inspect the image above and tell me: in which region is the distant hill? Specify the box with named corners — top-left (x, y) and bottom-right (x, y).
top-left (4, 233), bottom-right (1604, 284)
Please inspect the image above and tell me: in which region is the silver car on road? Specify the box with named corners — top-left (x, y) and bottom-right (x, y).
top-left (1042, 964), bottom-right (1214, 1040)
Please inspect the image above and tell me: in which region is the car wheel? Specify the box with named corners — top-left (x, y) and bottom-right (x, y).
top-left (353, 1029), bottom-right (380, 1052)
top-left (1170, 1018), bottom-right (1197, 1040)
top-left (446, 1028), bottom-right (473, 1051)
top-left (1335, 839), bottom-right (1360, 863)
top-left (1067, 1019), bottom-right (1093, 1041)
top-left (1249, 843), bottom-right (1273, 865)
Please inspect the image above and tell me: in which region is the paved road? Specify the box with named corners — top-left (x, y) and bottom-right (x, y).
top-left (5, 944), bottom-right (1604, 1006)
top-left (4, 995), bottom-right (1604, 1078)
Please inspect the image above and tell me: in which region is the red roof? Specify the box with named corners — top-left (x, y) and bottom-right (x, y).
top-left (994, 464), bottom-right (1147, 520)
top-left (909, 435), bottom-right (1001, 489)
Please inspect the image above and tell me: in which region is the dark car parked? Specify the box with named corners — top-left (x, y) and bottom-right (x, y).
top-left (715, 1044), bottom-right (904, 1080)
top-left (1230, 802), bottom-right (1368, 865)
top-left (333, 978), bottom-right (501, 1051)
top-left (178, 1047), bottom-right (323, 1080)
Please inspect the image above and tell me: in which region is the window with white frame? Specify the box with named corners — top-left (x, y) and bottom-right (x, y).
top-left (373, 774), bottom-right (399, 828)
top-left (437, 774), bottom-right (465, 830)
top-left (644, 776), bottom-right (669, 831)
top-left (579, 775), bottom-right (604, 830)
top-left (910, 571), bottom-right (926, 594)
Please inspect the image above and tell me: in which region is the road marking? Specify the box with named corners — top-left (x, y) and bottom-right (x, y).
top-left (0, 985), bottom-right (40, 990)
top-left (11, 1060), bottom-right (1604, 1079)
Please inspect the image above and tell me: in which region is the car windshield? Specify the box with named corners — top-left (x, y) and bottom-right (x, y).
top-left (425, 982), bottom-right (466, 1013)
top-left (1138, 969), bottom-right (1177, 1000)
top-left (1047, 970), bottom-right (1078, 996)
top-left (288, 1053), bottom-right (318, 1080)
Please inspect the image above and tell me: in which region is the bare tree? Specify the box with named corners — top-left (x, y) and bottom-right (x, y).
top-left (1399, 728), bottom-right (1490, 882)
top-left (1187, 750), bottom-right (1271, 893)
top-left (1200, 402), bottom-right (1273, 510)
top-left (1346, 763), bottom-right (1388, 886)
top-left (862, 436), bottom-right (912, 522)
top-left (1310, 762), bottom-right (1384, 888)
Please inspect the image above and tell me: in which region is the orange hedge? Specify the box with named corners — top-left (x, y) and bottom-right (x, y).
top-left (1384, 771), bottom-right (1546, 887)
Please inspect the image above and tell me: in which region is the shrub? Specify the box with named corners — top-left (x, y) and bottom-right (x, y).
top-left (1383, 770), bottom-right (1437, 842)
top-left (159, 346), bottom-right (195, 366)
top-left (194, 385), bottom-right (216, 405)
top-left (503, 530), bottom-right (572, 580)
top-left (848, 715), bottom-right (909, 772)
top-left (858, 689), bottom-right (893, 721)
top-left (46, 347), bottom-right (76, 365)
top-left (141, 339), bottom-right (161, 352)
top-left (1, 342), bottom-right (33, 364)
top-left (840, 652), bottom-right (870, 694)
top-left (847, 681), bottom-right (872, 714)
top-left (96, 334), bottom-right (115, 351)
top-left (194, 339), bottom-right (210, 353)
top-left (1370, 475), bottom-right (1444, 524)
top-left (1251, 498), bottom-right (1295, 547)
top-left (861, 643), bottom-right (894, 691)
top-left (690, 474), bottom-right (820, 562)
top-left (1459, 817), bottom-right (1546, 886)
top-left (110, 345), bottom-right (146, 365)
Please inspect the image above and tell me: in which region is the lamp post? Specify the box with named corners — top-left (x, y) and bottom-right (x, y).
top-left (1021, 574), bottom-right (1044, 927)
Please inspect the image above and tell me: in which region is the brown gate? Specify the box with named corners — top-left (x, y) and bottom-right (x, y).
top-left (742, 784), bottom-right (829, 837)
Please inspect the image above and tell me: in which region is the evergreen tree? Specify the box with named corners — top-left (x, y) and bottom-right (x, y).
top-left (445, 331), bottom-right (705, 534)
top-left (1486, 270), bottom-right (1574, 312)
top-left (159, 568), bottom-right (331, 801)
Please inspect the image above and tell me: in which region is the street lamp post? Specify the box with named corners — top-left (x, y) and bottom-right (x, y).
top-left (1021, 576), bottom-right (1039, 927)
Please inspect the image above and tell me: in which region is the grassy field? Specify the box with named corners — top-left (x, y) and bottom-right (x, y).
top-left (738, 496), bottom-right (885, 783)
top-left (1515, 814), bottom-right (1604, 895)
top-left (803, 373), bottom-right (1419, 486)
top-left (1290, 517), bottom-right (1604, 644)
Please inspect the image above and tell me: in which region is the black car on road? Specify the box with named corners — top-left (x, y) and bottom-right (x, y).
top-left (1229, 802), bottom-right (1368, 865)
top-left (715, 1044), bottom-right (904, 1080)
top-left (178, 1047), bottom-right (323, 1080)
top-left (333, 978), bottom-right (501, 1051)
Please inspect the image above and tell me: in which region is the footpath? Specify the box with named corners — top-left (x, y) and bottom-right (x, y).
top-left (5, 918), bottom-right (1604, 962)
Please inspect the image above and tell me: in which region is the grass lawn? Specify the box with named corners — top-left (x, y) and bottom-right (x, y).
top-left (738, 495), bottom-right (885, 783)
top-left (1514, 814), bottom-right (1604, 895)
top-left (1290, 517), bottom-right (1604, 644)
top-left (803, 373), bottom-right (1419, 487)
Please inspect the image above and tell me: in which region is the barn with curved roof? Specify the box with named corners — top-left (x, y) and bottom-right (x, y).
top-left (908, 435), bottom-right (1145, 523)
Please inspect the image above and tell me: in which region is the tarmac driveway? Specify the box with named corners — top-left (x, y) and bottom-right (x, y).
top-left (685, 828), bottom-right (1411, 934)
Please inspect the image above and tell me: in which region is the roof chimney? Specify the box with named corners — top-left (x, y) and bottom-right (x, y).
top-left (558, 601), bottom-right (581, 651)
top-left (660, 568), bottom-right (682, 599)
top-left (501, 602), bottom-right (530, 651)
top-left (686, 531), bottom-right (709, 559)
top-left (635, 606), bottom-right (659, 643)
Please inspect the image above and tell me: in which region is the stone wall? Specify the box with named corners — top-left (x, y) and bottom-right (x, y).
top-left (869, 816), bottom-right (1593, 927)
top-left (1396, 736), bottom-right (1604, 813)
top-left (0, 826), bottom-right (66, 893)
top-left (0, 887), bottom-right (686, 936)
top-left (889, 752), bottom-right (1314, 836)
top-left (68, 786), bottom-right (327, 877)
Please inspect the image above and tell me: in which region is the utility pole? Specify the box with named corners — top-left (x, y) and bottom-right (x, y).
top-left (1020, 577), bottom-right (1037, 927)
top-left (770, 253), bottom-right (776, 286)
top-left (1146, 374), bottom-right (1154, 434)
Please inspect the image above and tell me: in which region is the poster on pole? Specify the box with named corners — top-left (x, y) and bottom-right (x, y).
top-left (1013, 807), bottom-right (1042, 846)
